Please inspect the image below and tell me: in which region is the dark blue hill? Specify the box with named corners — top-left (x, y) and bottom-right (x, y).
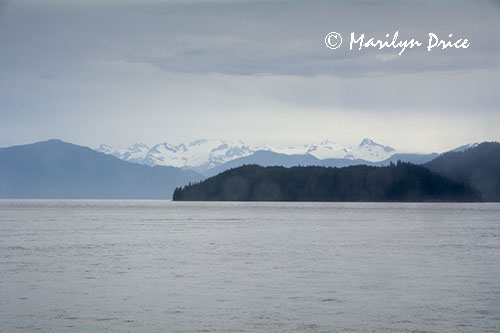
top-left (0, 139), bottom-right (202, 199)
top-left (425, 142), bottom-right (500, 201)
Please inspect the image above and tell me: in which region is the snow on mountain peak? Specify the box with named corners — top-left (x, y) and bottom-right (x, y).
top-left (450, 142), bottom-right (479, 153)
top-left (359, 138), bottom-right (374, 146)
top-left (95, 142), bottom-right (150, 164)
top-left (128, 143), bottom-right (149, 153)
top-left (96, 138), bottom-right (399, 171)
top-left (355, 138), bottom-right (396, 162)
top-left (136, 139), bottom-right (255, 169)
top-left (359, 138), bottom-right (395, 151)
top-left (189, 139), bottom-right (208, 147)
top-left (305, 141), bottom-right (351, 159)
top-left (97, 144), bottom-right (113, 154)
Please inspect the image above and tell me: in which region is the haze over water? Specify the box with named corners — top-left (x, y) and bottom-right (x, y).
top-left (1, 201), bottom-right (500, 332)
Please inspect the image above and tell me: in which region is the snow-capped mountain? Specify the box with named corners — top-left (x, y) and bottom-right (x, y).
top-left (354, 138), bottom-right (396, 162)
top-left (95, 138), bottom-right (398, 172)
top-left (259, 138), bottom-right (395, 162)
top-left (142, 139), bottom-right (254, 170)
top-left (260, 140), bottom-right (352, 160)
top-left (96, 142), bottom-right (150, 164)
top-left (96, 139), bottom-right (255, 171)
top-left (449, 142), bottom-right (479, 153)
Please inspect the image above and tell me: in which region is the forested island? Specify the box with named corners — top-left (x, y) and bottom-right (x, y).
top-left (173, 162), bottom-right (481, 202)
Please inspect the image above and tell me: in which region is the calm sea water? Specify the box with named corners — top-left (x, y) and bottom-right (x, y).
top-left (1, 201), bottom-right (500, 333)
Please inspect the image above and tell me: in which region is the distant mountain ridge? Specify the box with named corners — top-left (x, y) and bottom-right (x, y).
top-left (95, 138), bottom-right (413, 173)
top-left (0, 140), bottom-right (202, 199)
top-left (204, 150), bottom-right (439, 177)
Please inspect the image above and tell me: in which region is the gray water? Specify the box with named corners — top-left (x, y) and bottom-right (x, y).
top-left (1, 201), bottom-right (500, 333)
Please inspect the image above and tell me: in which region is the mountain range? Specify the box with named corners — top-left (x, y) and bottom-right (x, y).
top-left (0, 140), bottom-right (202, 199)
top-left (1, 139), bottom-right (498, 201)
top-left (96, 138), bottom-right (438, 175)
top-left (174, 141), bottom-right (500, 202)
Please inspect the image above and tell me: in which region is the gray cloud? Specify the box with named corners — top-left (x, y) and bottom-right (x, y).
top-left (0, 0), bottom-right (498, 152)
top-left (2, 0), bottom-right (498, 76)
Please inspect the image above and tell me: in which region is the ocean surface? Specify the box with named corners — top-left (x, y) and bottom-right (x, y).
top-left (1, 201), bottom-right (500, 333)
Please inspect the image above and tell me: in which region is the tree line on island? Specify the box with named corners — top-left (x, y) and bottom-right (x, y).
top-left (173, 161), bottom-right (481, 202)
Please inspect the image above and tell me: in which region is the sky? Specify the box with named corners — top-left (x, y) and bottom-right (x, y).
top-left (0, 0), bottom-right (499, 153)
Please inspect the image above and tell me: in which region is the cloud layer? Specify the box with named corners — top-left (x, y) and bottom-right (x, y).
top-left (0, 0), bottom-right (499, 152)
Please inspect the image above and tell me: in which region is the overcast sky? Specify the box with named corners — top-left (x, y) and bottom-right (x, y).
top-left (0, 0), bottom-right (499, 152)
